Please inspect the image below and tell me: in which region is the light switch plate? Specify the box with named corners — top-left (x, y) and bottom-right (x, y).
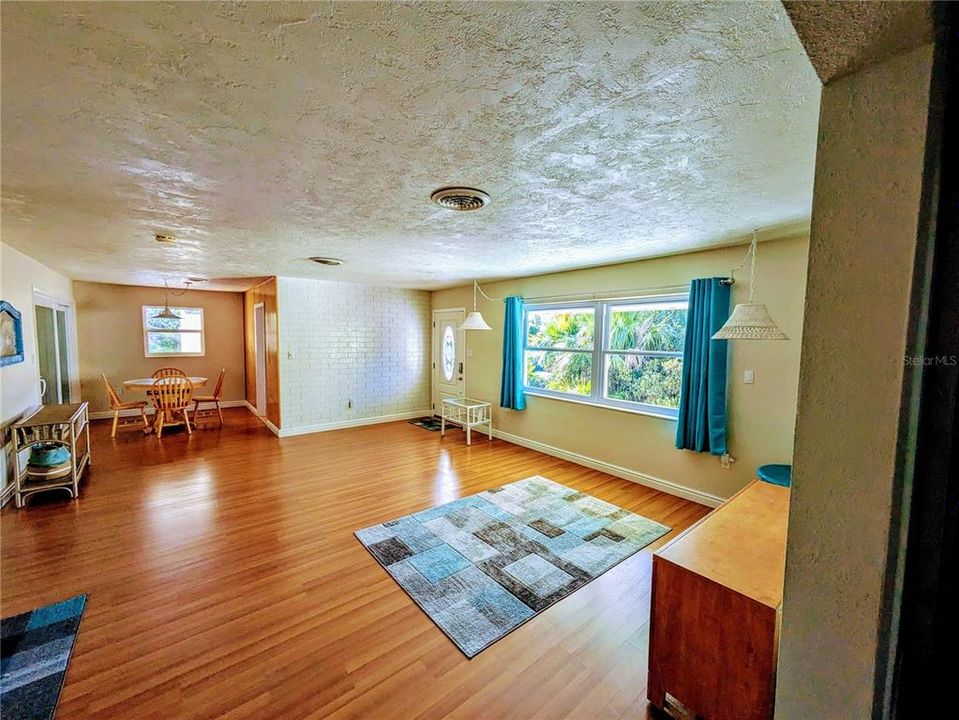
top-left (744, 369), bottom-right (755, 384)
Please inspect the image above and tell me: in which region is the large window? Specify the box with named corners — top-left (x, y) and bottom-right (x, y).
top-left (142, 306), bottom-right (205, 357)
top-left (524, 295), bottom-right (687, 417)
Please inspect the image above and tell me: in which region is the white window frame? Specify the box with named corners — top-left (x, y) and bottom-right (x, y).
top-left (142, 306), bottom-right (206, 358)
top-left (523, 294), bottom-right (688, 419)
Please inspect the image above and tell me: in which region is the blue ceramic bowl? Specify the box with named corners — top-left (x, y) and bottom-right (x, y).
top-left (28, 442), bottom-right (70, 467)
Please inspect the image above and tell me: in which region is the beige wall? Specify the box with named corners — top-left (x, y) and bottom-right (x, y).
top-left (431, 234), bottom-right (809, 503)
top-left (0, 243), bottom-right (78, 498)
top-left (73, 282), bottom-right (245, 414)
top-left (776, 44), bottom-right (935, 718)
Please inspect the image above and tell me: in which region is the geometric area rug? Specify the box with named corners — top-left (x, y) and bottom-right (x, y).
top-left (1, 594), bottom-right (87, 720)
top-left (355, 476), bottom-right (669, 657)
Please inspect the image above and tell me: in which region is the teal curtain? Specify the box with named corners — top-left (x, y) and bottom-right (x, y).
top-left (675, 278), bottom-right (731, 454)
top-left (500, 297), bottom-right (527, 410)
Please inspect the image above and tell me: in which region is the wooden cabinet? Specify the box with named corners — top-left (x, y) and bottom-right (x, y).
top-left (647, 481), bottom-right (789, 720)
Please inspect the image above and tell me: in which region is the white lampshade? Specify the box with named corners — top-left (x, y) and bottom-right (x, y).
top-left (712, 303), bottom-right (788, 340)
top-left (459, 311), bottom-right (491, 331)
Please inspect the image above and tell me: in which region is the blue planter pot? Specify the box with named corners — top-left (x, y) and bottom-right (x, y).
top-left (29, 442), bottom-right (70, 467)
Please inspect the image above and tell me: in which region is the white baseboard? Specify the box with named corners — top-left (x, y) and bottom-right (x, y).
top-left (492, 428), bottom-right (726, 508)
top-left (276, 409), bottom-right (432, 438)
top-left (89, 399), bottom-right (247, 421)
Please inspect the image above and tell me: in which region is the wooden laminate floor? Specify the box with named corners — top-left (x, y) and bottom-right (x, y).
top-left (1, 409), bottom-right (710, 719)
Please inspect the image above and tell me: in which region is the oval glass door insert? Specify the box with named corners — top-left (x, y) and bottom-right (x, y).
top-left (442, 325), bottom-right (456, 381)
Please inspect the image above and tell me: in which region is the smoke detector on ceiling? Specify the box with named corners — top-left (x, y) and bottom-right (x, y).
top-left (155, 233), bottom-right (176, 244)
top-left (308, 257), bottom-right (344, 266)
top-left (430, 187), bottom-right (491, 212)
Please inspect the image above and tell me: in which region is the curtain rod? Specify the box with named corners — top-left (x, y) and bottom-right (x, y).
top-left (476, 279), bottom-right (735, 304)
top-left (521, 283), bottom-right (694, 303)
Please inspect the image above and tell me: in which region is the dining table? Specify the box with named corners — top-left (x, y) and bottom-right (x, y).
top-left (123, 376), bottom-right (207, 432)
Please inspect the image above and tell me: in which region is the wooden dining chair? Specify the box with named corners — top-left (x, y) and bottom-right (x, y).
top-left (101, 374), bottom-right (150, 438)
top-left (152, 367), bottom-right (187, 379)
top-left (192, 368), bottom-right (226, 427)
top-left (148, 368), bottom-right (186, 400)
top-left (152, 376), bottom-right (194, 438)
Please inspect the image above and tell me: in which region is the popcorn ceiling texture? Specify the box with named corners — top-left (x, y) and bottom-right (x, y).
top-left (277, 278), bottom-right (430, 431)
top-left (1, 1), bottom-right (819, 290)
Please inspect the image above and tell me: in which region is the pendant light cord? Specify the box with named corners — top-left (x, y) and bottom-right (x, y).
top-left (725, 229), bottom-right (759, 301)
top-left (166, 280), bottom-right (193, 298)
top-left (474, 280), bottom-right (503, 305)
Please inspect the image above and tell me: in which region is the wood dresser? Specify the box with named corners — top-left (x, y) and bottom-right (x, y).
top-left (647, 480), bottom-right (790, 720)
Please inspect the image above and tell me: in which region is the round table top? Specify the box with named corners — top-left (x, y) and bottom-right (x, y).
top-left (123, 376), bottom-right (208, 389)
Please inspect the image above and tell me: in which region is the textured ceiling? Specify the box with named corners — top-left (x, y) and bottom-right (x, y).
top-left (1, 1), bottom-right (820, 291)
top-left (783, 0), bottom-right (936, 83)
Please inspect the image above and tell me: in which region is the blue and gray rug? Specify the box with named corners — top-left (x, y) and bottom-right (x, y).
top-left (356, 476), bottom-right (669, 657)
top-left (1, 594), bottom-right (86, 720)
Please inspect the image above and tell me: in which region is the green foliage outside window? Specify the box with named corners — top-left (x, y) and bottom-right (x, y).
top-left (606, 307), bottom-right (685, 408)
top-left (143, 307), bottom-right (203, 356)
top-left (525, 303), bottom-right (686, 410)
top-left (526, 309), bottom-right (594, 395)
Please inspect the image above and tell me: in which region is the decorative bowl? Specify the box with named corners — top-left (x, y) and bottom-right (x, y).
top-left (28, 442), bottom-right (71, 468)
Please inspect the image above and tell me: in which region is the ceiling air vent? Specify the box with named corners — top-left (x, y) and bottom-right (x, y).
top-left (155, 233), bottom-right (176, 244)
top-left (308, 256), bottom-right (344, 266)
top-left (430, 187), bottom-right (491, 212)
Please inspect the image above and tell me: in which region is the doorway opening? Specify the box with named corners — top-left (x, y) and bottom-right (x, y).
top-left (33, 291), bottom-right (76, 405)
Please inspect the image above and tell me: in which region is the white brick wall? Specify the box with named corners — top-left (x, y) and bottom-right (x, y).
top-left (277, 277), bottom-right (431, 431)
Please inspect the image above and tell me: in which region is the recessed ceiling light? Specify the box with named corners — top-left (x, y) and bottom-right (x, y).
top-left (155, 233), bottom-right (176, 243)
top-left (308, 256), bottom-right (344, 266)
top-left (430, 187), bottom-right (491, 212)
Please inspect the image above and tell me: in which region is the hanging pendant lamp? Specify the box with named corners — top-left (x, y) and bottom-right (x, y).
top-left (152, 282), bottom-right (181, 320)
top-left (458, 280), bottom-right (492, 331)
top-left (712, 231), bottom-right (788, 340)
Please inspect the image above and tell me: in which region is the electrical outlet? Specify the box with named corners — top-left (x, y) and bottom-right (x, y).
top-left (720, 453), bottom-right (736, 469)
top-left (287, 350), bottom-right (294, 360)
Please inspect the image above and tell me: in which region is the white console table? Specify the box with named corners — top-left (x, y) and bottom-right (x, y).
top-left (440, 397), bottom-right (492, 446)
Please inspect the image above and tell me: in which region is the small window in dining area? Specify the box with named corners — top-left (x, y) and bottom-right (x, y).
top-left (142, 306), bottom-right (205, 357)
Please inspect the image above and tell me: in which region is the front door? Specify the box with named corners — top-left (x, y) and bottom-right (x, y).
top-left (432, 309), bottom-right (465, 415)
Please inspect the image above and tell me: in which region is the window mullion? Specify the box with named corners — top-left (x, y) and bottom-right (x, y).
top-left (591, 302), bottom-right (606, 402)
